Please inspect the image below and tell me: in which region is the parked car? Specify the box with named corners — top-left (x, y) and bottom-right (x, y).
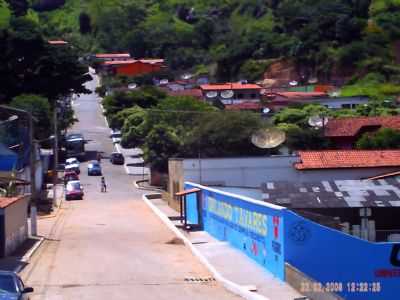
top-left (65, 180), bottom-right (84, 200)
top-left (87, 161), bottom-right (102, 176)
top-left (64, 171), bottom-right (79, 185)
top-left (110, 130), bottom-right (122, 144)
top-left (0, 270), bottom-right (34, 300)
top-left (65, 157), bottom-right (80, 174)
top-left (110, 152), bottom-right (125, 165)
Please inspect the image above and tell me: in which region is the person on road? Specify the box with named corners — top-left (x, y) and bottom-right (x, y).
top-left (97, 152), bottom-right (102, 163)
top-left (101, 176), bottom-right (107, 192)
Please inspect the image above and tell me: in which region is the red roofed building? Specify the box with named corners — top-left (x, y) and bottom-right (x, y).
top-left (48, 40), bottom-right (68, 45)
top-left (199, 83), bottom-right (262, 105)
top-left (95, 53), bottom-right (131, 61)
top-left (101, 59), bottom-right (165, 77)
top-left (263, 92), bottom-right (368, 111)
top-left (295, 150), bottom-right (400, 170)
top-left (325, 116), bottom-right (400, 149)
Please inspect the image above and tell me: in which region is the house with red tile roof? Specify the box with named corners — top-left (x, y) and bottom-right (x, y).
top-left (295, 150), bottom-right (400, 170)
top-left (94, 53), bottom-right (131, 61)
top-left (100, 59), bottom-right (166, 77)
top-left (263, 91), bottom-right (368, 111)
top-left (48, 40), bottom-right (68, 45)
top-left (199, 83), bottom-right (262, 105)
top-left (324, 116), bottom-right (400, 148)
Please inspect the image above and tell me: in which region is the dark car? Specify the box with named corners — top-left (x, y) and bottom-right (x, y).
top-left (87, 161), bottom-right (102, 176)
top-left (0, 271), bottom-right (34, 300)
top-left (65, 180), bottom-right (84, 200)
top-left (110, 152), bottom-right (125, 165)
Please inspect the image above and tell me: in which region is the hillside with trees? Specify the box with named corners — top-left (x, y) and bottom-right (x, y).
top-left (31, 0), bottom-right (400, 87)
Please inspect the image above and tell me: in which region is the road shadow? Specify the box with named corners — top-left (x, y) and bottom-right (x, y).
top-left (126, 162), bottom-right (145, 167)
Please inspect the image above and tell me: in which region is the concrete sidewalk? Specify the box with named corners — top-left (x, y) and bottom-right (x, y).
top-left (148, 197), bottom-right (304, 300)
top-left (114, 144), bottom-right (150, 176)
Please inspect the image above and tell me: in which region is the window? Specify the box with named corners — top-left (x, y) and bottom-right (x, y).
top-left (341, 104), bottom-right (351, 109)
top-left (251, 93), bottom-right (257, 99)
top-left (237, 93), bottom-right (243, 99)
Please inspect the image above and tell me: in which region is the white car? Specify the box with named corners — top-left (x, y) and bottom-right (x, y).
top-left (65, 157), bottom-right (80, 174)
top-left (110, 130), bottom-right (122, 144)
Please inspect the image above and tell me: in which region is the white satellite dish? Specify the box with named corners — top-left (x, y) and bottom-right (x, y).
top-left (329, 91), bottom-right (339, 97)
top-left (262, 108), bottom-right (271, 114)
top-left (220, 90), bottom-right (234, 99)
top-left (128, 83), bottom-right (137, 90)
top-left (308, 115), bottom-right (329, 128)
top-left (289, 80), bottom-right (298, 86)
top-left (181, 73), bottom-right (193, 80)
top-left (308, 77), bottom-right (318, 84)
top-left (251, 128), bottom-right (286, 149)
top-left (206, 91), bottom-right (218, 98)
top-left (159, 79), bottom-right (169, 85)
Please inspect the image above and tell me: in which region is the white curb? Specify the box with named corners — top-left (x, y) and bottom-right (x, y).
top-left (14, 237), bottom-right (45, 273)
top-left (142, 194), bottom-right (270, 300)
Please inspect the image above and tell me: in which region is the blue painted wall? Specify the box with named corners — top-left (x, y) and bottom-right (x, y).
top-left (185, 182), bottom-right (285, 280)
top-left (284, 210), bottom-right (399, 300)
top-left (184, 182), bottom-right (400, 299)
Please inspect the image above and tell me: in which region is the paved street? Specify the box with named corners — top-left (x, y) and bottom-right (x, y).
top-left (20, 74), bottom-right (242, 300)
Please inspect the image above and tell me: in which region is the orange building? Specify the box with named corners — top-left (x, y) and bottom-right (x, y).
top-left (102, 59), bottom-right (165, 76)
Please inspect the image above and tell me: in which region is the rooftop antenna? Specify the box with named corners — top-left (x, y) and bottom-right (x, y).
top-left (251, 128), bottom-right (286, 149)
top-left (308, 115), bottom-right (329, 128)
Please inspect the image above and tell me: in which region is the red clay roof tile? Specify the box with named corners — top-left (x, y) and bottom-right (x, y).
top-left (295, 150), bottom-right (400, 170)
top-left (325, 116), bottom-right (400, 137)
top-left (200, 83), bottom-right (262, 91)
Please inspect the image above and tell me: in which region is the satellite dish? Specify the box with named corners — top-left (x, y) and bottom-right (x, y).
top-left (128, 83), bottom-right (137, 90)
top-left (251, 128), bottom-right (286, 149)
top-left (220, 90), bottom-right (234, 99)
top-left (308, 115), bottom-right (329, 128)
top-left (159, 79), bottom-right (169, 85)
top-left (308, 77), bottom-right (318, 84)
top-left (181, 73), bottom-right (193, 80)
top-left (262, 108), bottom-right (271, 114)
top-left (206, 91), bottom-right (218, 98)
top-left (329, 91), bottom-right (339, 97)
top-left (289, 80), bottom-right (298, 86)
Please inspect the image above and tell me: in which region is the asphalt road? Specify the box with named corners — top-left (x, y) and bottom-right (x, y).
top-left (20, 74), bottom-right (242, 300)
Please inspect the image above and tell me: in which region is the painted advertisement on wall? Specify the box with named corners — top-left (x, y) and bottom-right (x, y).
top-left (185, 182), bottom-right (285, 280)
top-left (284, 210), bottom-right (399, 300)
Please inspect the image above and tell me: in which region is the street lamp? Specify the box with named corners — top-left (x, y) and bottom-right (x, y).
top-left (0, 115), bottom-right (18, 125)
top-left (0, 105), bottom-right (39, 236)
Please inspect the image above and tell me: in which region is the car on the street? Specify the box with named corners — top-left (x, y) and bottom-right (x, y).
top-left (110, 152), bottom-right (125, 165)
top-left (110, 130), bottom-right (122, 144)
top-left (65, 180), bottom-right (84, 200)
top-left (0, 270), bottom-right (34, 300)
top-left (63, 171), bottom-right (79, 185)
top-left (87, 161), bottom-right (102, 176)
top-left (65, 157), bottom-right (80, 174)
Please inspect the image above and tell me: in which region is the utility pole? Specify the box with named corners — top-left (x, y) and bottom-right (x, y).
top-left (52, 105), bottom-right (58, 208)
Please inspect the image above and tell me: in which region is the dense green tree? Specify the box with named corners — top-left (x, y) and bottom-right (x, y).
top-left (356, 128), bottom-right (400, 149)
top-left (5, 0), bottom-right (28, 16)
top-left (9, 94), bottom-right (51, 139)
top-left (0, 0), bottom-right (10, 29)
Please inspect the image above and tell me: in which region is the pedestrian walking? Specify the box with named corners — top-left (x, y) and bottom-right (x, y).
top-left (101, 176), bottom-right (107, 192)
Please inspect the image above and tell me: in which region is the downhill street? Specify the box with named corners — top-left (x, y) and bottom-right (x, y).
top-left (20, 73), bottom-right (242, 300)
